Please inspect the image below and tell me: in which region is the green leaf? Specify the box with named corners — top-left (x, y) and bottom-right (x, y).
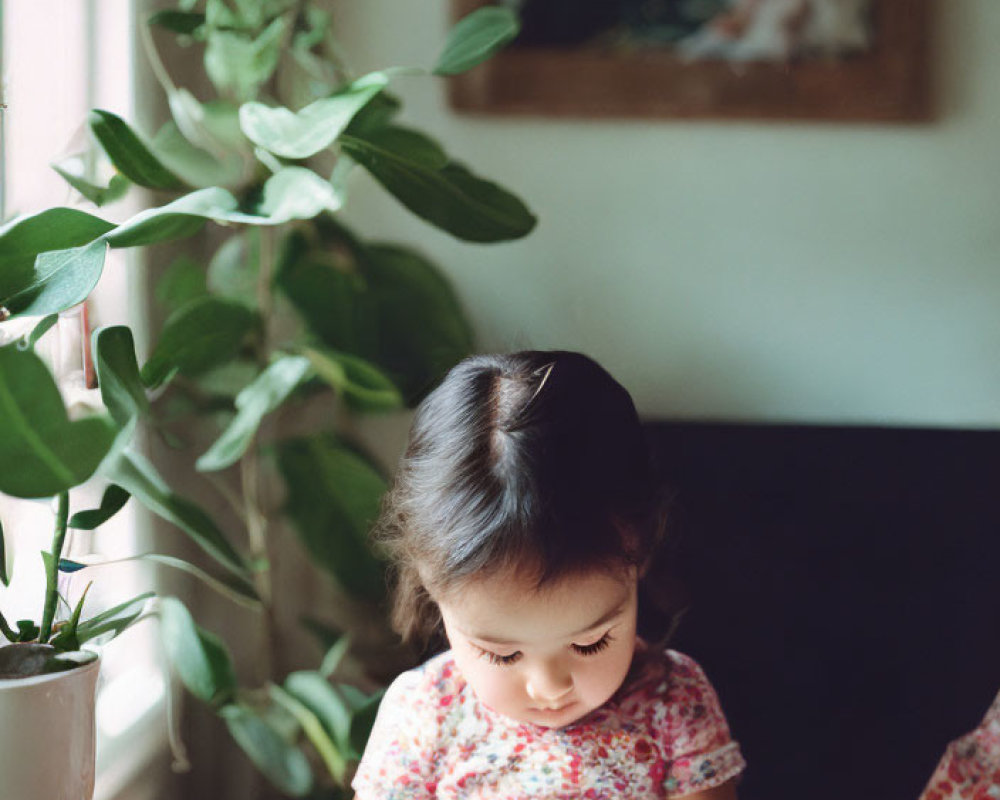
top-left (192, 359), bottom-right (261, 400)
top-left (141, 296), bottom-right (258, 389)
top-left (274, 226), bottom-right (474, 403)
top-left (16, 619), bottom-right (40, 642)
top-left (207, 232), bottom-right (259, 307)
top-left (0, 208), bottom-right (115, 316)
top-left (52, 158), bottom-right (130, 206)
top-left (0, 517), bottom-right (9, 587)
top-left (274, 231), bottom-right (374, 359)
top-left (68, 484), bottom-right (130, 530)
top-left (348, 690), bottom-right (384, 757)
top-left (155, 256), bottom-right (208, 313)
top-left (318, 635), bottom-right (351, 679)
top-left (100, 449), bottom-right (249, 579)
top-left (434, 6), bottom-right (520, 76)
top-left (75, 591), bottom-right (153, 645)
top-left (269, 684), bottom-right (348, 783)
top-left (169, 93), bottom-right (250, 156)
top-left (151, 120), bottom-right (247, 189)
top-left (358, 126), bottom-right (449, 170)
top-left (303, 348), bottom-right (403, 413)
top-left (205, 17), bottom-right (286, 102)
top-left (60, 553), bottom-right (260, 608)
top-left (0, 345), bottom-right (118, 498)
top-left (197, 355), bottom-right (312, 472)
top-left (88, 109), bottom-right (187, 190)
top-left (254, 167), bottom-right (343, 224)
top-left (220, 703), bottom-right (314, 796)
top-left (0, 612), bottom-right (19, 643)
top-left (93, 184), bottom-right (324, 237)
top-left (148, 9), bottom-right (206, 35)
top-left (103, 187), bottom-right (241, 248)
top-left (340, 133), bottom-right (537, 242)
top-left (27, 314), bottom-right (59, 348)
top-left (1, 239), bottom-right (109, 318)
top-left (137, 554), bottom-right (260, 608)
top-left (50, 582), bottom-right (92, 652)
top-left (283, 671), bottom-right (352, 755)
top-left (276, 435), bottom-right (386, 602)
top-left (205, 0), bottom-right (246, 28)
top-left (361, 243), bottom-right (475, 403)
top-left (94, 326), bottom-right (150, 425)
top-left (239, 72), bottom-right (389, 159)
top-left (343, 91), bottom-right (402, 137)
top-left (159, 597), bottom-right (236, 706)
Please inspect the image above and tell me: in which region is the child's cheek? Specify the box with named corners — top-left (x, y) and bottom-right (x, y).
top-left (571, 628), bottom-right (638, 714)
top-left (578, 643), bottom-right (635, 709)
top-left (478, 667), bottom-right (524, 714)
top-left (453, 649), bottom-right (523, 716)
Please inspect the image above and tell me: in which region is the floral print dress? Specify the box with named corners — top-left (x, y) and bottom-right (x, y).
top-left (352, 645), bottom-right (745, 799)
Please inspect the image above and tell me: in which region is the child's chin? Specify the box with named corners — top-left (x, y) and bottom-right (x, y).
top-left (522, 702), bottom-right (588, 728)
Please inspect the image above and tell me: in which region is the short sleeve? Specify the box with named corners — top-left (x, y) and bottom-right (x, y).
top-left (352, 668), bottom-right (437, 800)
top-left (656, 651), bottom-right (746, 797)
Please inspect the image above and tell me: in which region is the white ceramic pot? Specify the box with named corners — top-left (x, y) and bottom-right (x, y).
top-left (0, 645), bottom-right (100, 800)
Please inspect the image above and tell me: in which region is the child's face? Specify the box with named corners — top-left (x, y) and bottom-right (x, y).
top-left (436, 566), bottom-right (638, 729)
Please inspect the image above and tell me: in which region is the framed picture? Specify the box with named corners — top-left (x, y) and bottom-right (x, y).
top-left (448, 0), bottom-right (934, 122)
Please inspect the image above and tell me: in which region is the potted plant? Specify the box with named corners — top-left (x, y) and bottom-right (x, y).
top-left (0, 2), bottom-right (532, 797)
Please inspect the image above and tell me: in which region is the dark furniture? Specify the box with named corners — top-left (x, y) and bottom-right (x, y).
top-left (644, 422), bottom-right (1000, 800)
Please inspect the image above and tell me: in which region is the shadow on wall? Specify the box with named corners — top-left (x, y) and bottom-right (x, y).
top-left (644, 420), bottom-right (1000, 800)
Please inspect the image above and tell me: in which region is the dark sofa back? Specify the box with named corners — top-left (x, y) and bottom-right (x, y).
top-left (643, 422), bottom-right (1000, 800)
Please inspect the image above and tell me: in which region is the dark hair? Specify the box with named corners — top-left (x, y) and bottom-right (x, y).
top-left (374, 350), bottom-right (666, 645)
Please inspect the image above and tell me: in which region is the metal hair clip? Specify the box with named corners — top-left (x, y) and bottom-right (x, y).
top-left (502, 361), bottom-right (556, 432)
top-left (523, 361), bottom-right (555, 408)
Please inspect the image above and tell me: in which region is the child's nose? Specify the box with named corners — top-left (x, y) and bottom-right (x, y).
top-left (525, 663), bottom-right (574, 705)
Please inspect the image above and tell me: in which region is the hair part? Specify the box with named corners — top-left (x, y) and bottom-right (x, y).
top-left (374, 351), bottom-right (666, 646)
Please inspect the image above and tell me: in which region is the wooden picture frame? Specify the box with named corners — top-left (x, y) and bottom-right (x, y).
top-left (448, 0), bottom-right (934, 122)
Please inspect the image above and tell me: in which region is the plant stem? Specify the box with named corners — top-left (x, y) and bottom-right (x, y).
top-left (243, 226), bottom-right (278, 682)
top-left (138, 13), bottom-right (178, 98)
top-left (0, 609), bottom-right (17, 642)
top-left (39, 492), bottom-right (70, 643)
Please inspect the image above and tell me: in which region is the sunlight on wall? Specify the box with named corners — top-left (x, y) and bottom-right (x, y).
top-left (1, 4), bottom-right (168, 800)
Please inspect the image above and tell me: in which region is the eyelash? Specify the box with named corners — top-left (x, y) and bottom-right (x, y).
top-left (476, 633), bottom-right (614, 666)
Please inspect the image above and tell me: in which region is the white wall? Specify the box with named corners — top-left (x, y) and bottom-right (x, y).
top-left (336, 1), bottom-right (1000, 429)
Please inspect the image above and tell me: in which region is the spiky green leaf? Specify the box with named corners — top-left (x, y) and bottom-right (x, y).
top-left (75, 592), bottom-right (154, 645)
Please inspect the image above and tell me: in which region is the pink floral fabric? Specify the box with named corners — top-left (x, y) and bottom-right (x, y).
top-left (353, 645), bottom-right (745, 799)
top-left (919, 690), bottom-right (1000, 800)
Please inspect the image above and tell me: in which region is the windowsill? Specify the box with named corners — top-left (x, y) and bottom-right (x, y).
top-left (94, 667), bottom-right (170, 800)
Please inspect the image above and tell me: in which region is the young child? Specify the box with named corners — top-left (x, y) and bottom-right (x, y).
top-left (353, 351), bottom-right (746, 799)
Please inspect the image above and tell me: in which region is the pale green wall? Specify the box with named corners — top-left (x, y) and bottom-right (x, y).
top-left (337, 1), bottom-right (1000, 428)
